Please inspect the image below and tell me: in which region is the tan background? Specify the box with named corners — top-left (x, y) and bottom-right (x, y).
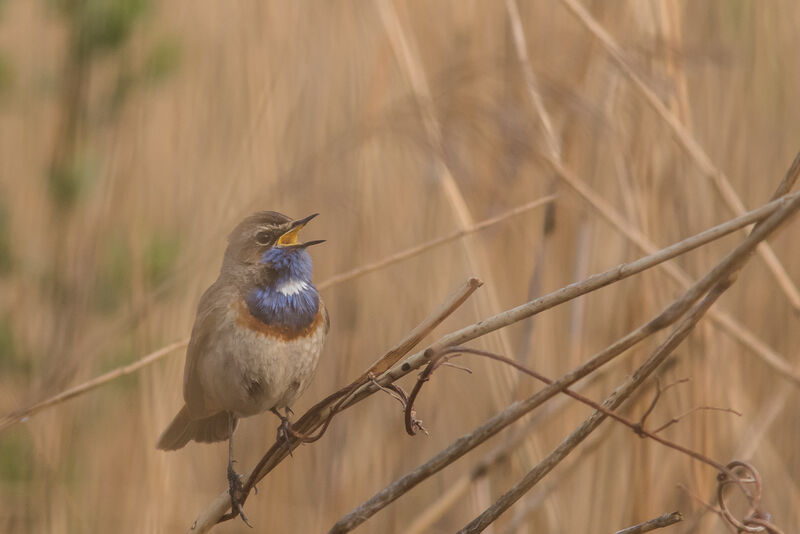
top-left (0, 1), bottom-right (798, 532)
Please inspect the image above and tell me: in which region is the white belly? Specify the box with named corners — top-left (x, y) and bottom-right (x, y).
top-left (199, 307), bottom-right (327, 418)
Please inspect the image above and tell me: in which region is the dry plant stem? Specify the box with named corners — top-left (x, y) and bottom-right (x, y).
top-left (376, 0), bottom-right (523, 415)
top-left (458, 283), bottom-right (730, 533)
top-left (558, 0), bottom-right (800, 312)
top-left (542, 154), bottom-right (800, 386)
top-left (497, 432), bottom-right (608, 534)
top-left (318, 195), bottom-right (555, 291)
top-left (361, 278), bottom-right (484, 377)
top-left (505, 0), bottom-right (562, 160)
top-left (188, 278), bottom-right (482, 532)
top-left (512, 0), bottom-right (800, 381)
top-left (614, 511), bottom-right (684, 534)
top-left (403, 358), bottom-right (630, 534)
top-left (329, 191), bottom-right (800, 534)
top-left (461, 187), bottom-right (800, 531)
top-left (0, 339), bottom-right (189, 432)
top-left (430, 347), bottom-right (737, 475)
top-left (5, 179), bottom-right (781, 435)
top-left (0, 192), bottom-right (552, 432)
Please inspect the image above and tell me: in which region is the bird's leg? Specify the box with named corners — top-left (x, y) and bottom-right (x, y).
top-left (226, 412), bottom-right (252, 528)
top-left (271, 407), bottom-right (295, 455)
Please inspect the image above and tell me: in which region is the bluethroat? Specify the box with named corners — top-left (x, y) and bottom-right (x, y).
top-left (156, 211), bottom-right (328, 524)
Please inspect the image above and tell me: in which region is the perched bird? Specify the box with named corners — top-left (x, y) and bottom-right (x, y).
top-left (156, 211), bottom-right (328, 522)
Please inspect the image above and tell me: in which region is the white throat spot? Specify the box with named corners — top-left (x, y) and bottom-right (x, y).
top-left (277, 278), bottom-right (310, 296)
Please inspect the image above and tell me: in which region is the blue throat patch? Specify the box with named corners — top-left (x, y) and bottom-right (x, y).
top-left (245, 247), bottom-right (319, 330)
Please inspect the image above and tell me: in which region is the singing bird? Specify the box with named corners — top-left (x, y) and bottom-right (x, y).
top-left (156, 211), bottom-right (328, 522)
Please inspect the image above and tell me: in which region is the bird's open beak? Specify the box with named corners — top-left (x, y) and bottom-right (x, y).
top-left (276, 213), bottom-right (325, 248)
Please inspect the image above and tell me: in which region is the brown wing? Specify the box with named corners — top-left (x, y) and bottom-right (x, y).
top-left (321, 299), bottom-right (330, 335)
top-left (182, 280), bottom-right (228, 419)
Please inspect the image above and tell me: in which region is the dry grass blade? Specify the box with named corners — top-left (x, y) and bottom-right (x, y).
top-left (458, 283), bottom-right (729, 533)
top-left (558, 0), bottom-right (800, 313)
top-left (317, 195), bottom-right (555, 291)
top-left (0, 192), bottom-right (553, 433)
top-left (330, 188), bottom-right (800, 534)
top-left (459, 187), bottom-right (800, 532)
top-left (0, 339), bottom-right (189, 432)
top-left (375, 0), bottom-right (522, 409)
top-left (188, 278), bottom-right (482, 532)
top-left (508, 0), bottom-right (799, 385)
top-left (402, 354), bottom-right (638, 534)
top-left (613, 511), bottom-right (683, 534)
top-left (542, 154), bottom-right (800, 386)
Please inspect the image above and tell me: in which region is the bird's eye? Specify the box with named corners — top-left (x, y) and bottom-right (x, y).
top-left (255, 231), bottom-right (273, 246)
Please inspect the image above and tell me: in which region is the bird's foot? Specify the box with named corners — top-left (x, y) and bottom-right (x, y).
top-left (227, 461), bottom-right (252, 528)
top-left (272, 407), bottom-right (308, 455)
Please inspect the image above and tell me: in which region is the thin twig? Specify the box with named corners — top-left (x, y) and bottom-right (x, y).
top-left (558, 0), bottom-right (800, 313)
top-left (0, 339), bottom-right (189, 432)
top-left (189, 278), bottom-right (482, 532)
top-left (613, 511), bottom-right (683, 534)
top-left (651, 406), bottom-right (742, 435)
top-left (375, 0), bottom-right (536, 450)
top-left (0, 193), bottom-right (553, 432)
top-left (458, 181), bottom-right (800, 531)
top-left (458, 282), bottom-right (732, 533)
top-left (330, 187), bottom-right (800, 534)
top-left (542, 154), bottom-right (800, 386)
top-left (508, 0), bottom-right (800, 387)
top-left (318, 195), bottom-right (555, 290)
top-left (640, 378), bottom-right (690, 428)
top-left (414, 346), bottom-right (739, 475)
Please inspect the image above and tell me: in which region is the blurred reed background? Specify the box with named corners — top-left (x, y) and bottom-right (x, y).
top-left (0, 1), bottom-right (798, 532)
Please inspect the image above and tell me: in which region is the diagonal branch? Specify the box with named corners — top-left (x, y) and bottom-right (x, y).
top-left (505, 0), bottom-right (800, 388)
top-left (327, 187), bottom-right (800, 533)
top-left (0, 193), bottom-right (555, 433)
top-left (458, 184), bottom-right (800, 532)
top-left (191, 181), bottom-right (800, 531)
top-left (458, 280), bottom-right (730, 533)
top-left (189, 277), bottom-right (482, 532)
top-left (613, 512), bottom-right (684, 534)
top-left (558, 0), bottom-right (800, 313)
top-left (542, 153), bottom-right (800, 386)
top-left (0, 339), bottom-right (189, 432)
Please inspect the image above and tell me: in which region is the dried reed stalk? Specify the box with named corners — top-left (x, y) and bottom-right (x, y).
top-left (504, 0), bottom-right (800, 387)
top-left (328, 186), bottom-right (800, 533)
top-left (613, 511), bottom-right (683, 534)
top-left (458, 157), bottom-right (800, 533)
top-left (0, 196), bottom-right (554, 432)
top-left (559, 0), bottom-right (800, 313)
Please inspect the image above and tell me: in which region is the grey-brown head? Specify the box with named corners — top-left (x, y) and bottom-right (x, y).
top-left (224, 211), bottom-right (324, 267)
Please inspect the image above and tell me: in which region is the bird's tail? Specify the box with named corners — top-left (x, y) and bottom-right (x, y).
top-left (156, 405), bottom-right (235, 451)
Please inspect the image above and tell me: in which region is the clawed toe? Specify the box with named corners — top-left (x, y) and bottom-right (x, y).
top-left (276, 418), bottom-right (295, 456)
top-left (227, 463), bottom-right (252, 527)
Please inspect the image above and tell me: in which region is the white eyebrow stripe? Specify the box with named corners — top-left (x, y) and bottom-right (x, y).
top-left (277, 279), bottom-right (310, 296)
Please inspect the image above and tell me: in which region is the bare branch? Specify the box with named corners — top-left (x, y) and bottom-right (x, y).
top-left (458, 186), bottom-right (800, 532)
top-left (613, 511), bottom-right (683, 534)
top-left (0, 192), bottom-right (553, 432)
top-left (0, 339), bottom-right (189, 432)
top-left (542, 154), bottom-right (800, 386)
top-left (458, 282), bottom-right (731, 533)
top-left (328, 188), bottom-right (800, 534)
top-left (511, 0), bottom-right (799, 387)
top-left (188, 277), bottom-right (482, 532)
top-left (651, 406), bottom-right (742, 435)
top-left (318, 195), bottom-right (555, 291)
top-left (558, 0), bottom-right (800, 312)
